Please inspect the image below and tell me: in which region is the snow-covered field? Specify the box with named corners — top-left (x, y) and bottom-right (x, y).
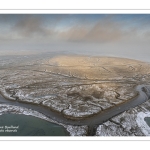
top-left (136, 112), bottom-right (150, 136)
top-left (1, 54), bottom-right (150, 136)
top-left (96, 99), bottom-right (150, 136)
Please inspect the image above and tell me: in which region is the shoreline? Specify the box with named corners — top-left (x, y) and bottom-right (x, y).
top-left (0, 84), bottom-right (150, 127)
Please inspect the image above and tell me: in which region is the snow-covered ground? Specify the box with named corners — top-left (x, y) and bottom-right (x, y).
top-left (1, 55), bottom-right (150, 136)
top-left (96, 99), bottom-right (150, 136)
top-left (66, 125), bottom-right (88, 136)
top-left (136, 112), bottom-right (150, 136)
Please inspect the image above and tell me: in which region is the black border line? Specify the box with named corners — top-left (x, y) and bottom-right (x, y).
top-left (0, 140), bottom-right (150, 141)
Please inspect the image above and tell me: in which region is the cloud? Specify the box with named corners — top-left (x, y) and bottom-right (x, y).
top-left (12, 16), bottom-right (53, 38)
top-left (59, 26), bottom-right (88, 42)
top-left (0, 14), bottom-right (150, 44)
top-left (85, 20), bottom-right (124, 42)
top-left (59, 18), bottom-right (128, 43)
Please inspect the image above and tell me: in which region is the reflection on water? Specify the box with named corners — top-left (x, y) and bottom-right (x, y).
top-left (0, 114), bottom-right (69, 136)
top-left (144, 117), bottom-right (150, 127)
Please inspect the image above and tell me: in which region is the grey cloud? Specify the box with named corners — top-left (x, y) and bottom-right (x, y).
top-left (0, 14), bottom-right (72, 41)
top-left (59, 26), bottom-right (88, 42)
top-left (0, 14), bottom-right (150, 43)
top-left (86, 21), bottom-right (124, 42)
top-left (12, 16), bottom-right (52, 38)
top-left (58, 15), bottom-right (150, 43)
top-left (59, 19), bottom-right (130, 43)
top-left (10, 15), bottom-right (72, 39)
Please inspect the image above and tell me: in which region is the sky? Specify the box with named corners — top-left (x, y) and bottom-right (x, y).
top-left (0, 14), bottom-right (150, 61)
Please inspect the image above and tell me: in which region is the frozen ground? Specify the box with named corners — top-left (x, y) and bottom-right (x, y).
top-left (1, 54), bottom-right (150, 136)
top-left (96, 98), bottom-right (150, 136)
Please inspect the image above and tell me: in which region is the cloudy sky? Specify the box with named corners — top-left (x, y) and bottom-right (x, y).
top-left (0, 14), bottom-right (150, 61)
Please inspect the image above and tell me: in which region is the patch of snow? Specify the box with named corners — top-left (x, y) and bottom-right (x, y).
top-left (66, 125), bottom-right (88, 136)
top-left (0, 88), bottom-right (16, 100)
top-left (136, 112), bottom-right (150, 136)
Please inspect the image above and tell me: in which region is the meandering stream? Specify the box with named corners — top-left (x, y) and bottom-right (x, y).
top-left (0, 85), bottom-right (150, 128)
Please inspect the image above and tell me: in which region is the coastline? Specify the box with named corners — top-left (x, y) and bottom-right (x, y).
top-left (0, 84), bottom-right (150, 126)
